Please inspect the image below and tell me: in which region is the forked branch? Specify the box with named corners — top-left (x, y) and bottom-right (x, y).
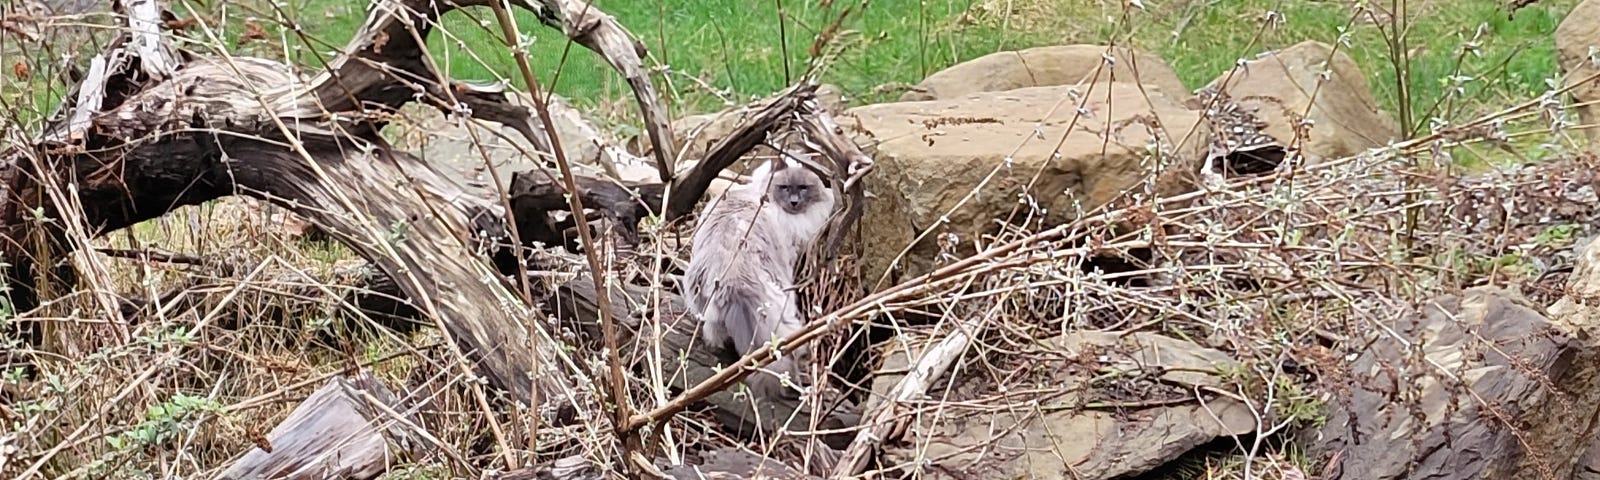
top-left (1, 0), bottom-right (681, 418)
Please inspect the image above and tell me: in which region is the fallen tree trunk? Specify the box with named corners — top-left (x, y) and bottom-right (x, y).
top-left (4, 1), bottom-right (876, 474)
top-left (0, 0), bottom-right (681, 416)
top-left (19, 51), bottom-right (578, 410)
top-left (506, 168), bottom-right (667, 254)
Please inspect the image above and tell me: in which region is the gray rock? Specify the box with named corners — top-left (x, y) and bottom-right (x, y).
top-left (1199, 41), bottom-right (1399, 165)
top-left (1310, 286), bottom-right (1595, 480)
top-left (395, 93), bottom-right (647, 200)
top-left (629, 83), bottom-right (848, 164)
top-left (883, 331), bottom-right (1255, 480)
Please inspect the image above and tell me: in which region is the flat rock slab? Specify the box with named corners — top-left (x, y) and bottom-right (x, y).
top-left (899, 44), bottom-right (1190, 103)
top-left (883, 331), bottom-right (1254, 480)
top-left (1309, 287), bottom-right (1587, 480)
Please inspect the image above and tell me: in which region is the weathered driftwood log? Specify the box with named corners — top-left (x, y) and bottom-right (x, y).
top-left (830, 315), bottom-right (974, 476)
top-left (215, 373), bottom-right (420, 480)
top-left (528, 0), bottom-right (678, 182)
top-left (1, 0), bottom-right (678, 412)
top-left (506, 169), bottom-right (666, 253)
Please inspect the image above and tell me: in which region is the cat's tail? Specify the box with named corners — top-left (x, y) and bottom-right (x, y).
top-left (694, 281), bottom-right (761, 356)
top-left (710, 285), bottom-right (766, 357)
top-left (704, 281), bottom-right (806, 400)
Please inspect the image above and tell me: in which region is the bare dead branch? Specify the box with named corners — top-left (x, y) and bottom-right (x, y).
top-left (830, 318), bottom-right (974, 476)
top-left (537, 0), bottom-right (678, 183)
top-left (664, 83), bottom-right (819, 220)
top-left (552, 277), bottom-right (860, 446)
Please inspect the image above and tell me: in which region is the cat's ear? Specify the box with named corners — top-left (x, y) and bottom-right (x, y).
top-left (771, 158), bottom-right (790, 171)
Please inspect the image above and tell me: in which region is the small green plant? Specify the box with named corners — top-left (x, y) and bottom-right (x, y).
top-left (137, 325), bottom-right (198, 349)
top-left (105, 394), bottom-right (225, 451)
top-left (379, 464), bottom-right (452, 480)
top-left (387, 219), bottom-right (412, 245)
top-left (305, 315), bottom-right (335, 335)
top-left (1533, 223), bottom-right (1581, 246)
top-left (1272, 374), bottom-right (1327, 428)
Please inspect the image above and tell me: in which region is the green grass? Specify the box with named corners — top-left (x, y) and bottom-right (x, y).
top-left (243, 0), bottom-right (1575, 129)
top-left (1, 0), bottom-right (1582, 138)
top-left (225, 0), bottom-right (1040, 116)
top-left (984, 0), bottom-right (1574, 135)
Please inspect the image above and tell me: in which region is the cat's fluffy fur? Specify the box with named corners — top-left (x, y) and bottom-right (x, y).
top-left (684, 155), bottom-right (836, 400)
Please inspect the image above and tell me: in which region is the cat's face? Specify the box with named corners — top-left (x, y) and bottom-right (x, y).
top-left (766, 159), bottom-right (830, 215)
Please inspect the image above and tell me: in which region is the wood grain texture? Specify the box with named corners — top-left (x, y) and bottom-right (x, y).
top-left (215, 373), bottom-right (418, 480)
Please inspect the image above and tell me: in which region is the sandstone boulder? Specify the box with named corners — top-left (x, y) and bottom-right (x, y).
top-left (1200, 41), bottom-right (1398, 165)
top-left (844, 83), bottom-right (1204, 285)
top-left (1558, 0), bottom-right (1600, 143)
top-left (1310, 286), bottom-right (1600, 480)
top-left (899, 44), bottom-right (1189, 102)
top-left (882, 331), bottom-right (1255, 480)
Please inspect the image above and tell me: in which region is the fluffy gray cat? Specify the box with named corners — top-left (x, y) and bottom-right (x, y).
top-left (684, 155), bottom-right (836, 400)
